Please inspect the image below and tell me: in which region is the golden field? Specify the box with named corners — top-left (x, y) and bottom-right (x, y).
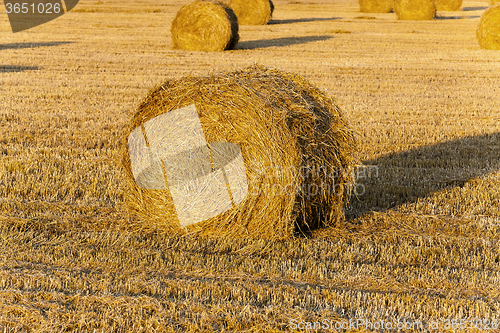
top-left (0, 0), bottom-right (499, 331)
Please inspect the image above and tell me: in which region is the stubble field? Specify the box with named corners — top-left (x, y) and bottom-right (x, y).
top-left (0, 0), bottom-right (499, 331)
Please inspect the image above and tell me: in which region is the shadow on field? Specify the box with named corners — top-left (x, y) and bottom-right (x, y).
top-left (462, 6), bottom-right (488, 11)
top-left (435, 15), bottom-right (481, 20)
top-left (347, 132), bottom-right (500, 218)
top-left (0, 65), bottom-right (39, 73)
top-left (268, 17), bottom-right (340, 25)
top-left (0, 41), bottom-right (72, 51)
top-left (237, 36), bottom-right (333, 50)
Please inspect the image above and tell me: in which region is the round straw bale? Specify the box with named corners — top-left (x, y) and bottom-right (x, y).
top-left (171, 1), bottom-right (239, 52)
top-left (434, 0), bottom-right (462, 11)
top-left (394, 0), bottom-right (435, 20)
top-left (359, 0), bottom-right (393, 13)
top-left (228, 0), bottom-right (274, 25)
top-left (122, 65), bottom-right (358, 239)
top-left (477, 4), bottom-right (500, 50)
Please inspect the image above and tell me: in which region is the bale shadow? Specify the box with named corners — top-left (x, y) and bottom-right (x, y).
top-left (268, 17), bottom-right (340, 25)
top-left (435, 15), bottom-right (481, 19)
top-left (0, 41), bottom-right (72, 51)
top-left (347, 132), bottom-right (500, 218)
top-left (462, 6), bottom-right (488, 11)
top-left (0, 65), bottom-right (39, 73)
top-left (237, 35), bottom-right (333, 50)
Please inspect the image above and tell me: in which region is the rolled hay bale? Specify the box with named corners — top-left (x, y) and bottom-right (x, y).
top-left (477, 4), bottom-right (500, 50)
top-left (226, 0), bottom-right (274, 25)
top-left (171, 1), bottom-right (239, 52)
top-left (394, 0), bottom-right (435, 20)
top-left (434, 0), bottom-right (462, 11)
top-left (122, 65), bottom-right (358, 240)
top-left (359, 0), bottom-right (393, 13)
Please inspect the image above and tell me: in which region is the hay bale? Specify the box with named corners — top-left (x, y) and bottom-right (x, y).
top-left (171, 1), bottom-right (239, 52)
top-left (359, 0), bottom-right (393, 13)
top-left (492, 0), bottom-right (500, 5)
top-left (227, 0), bottom-right (274, 25)
top-left (394, 0), bottom-right (435, 20)
top-left (434, 0), bottom-right (462, 11)
top-left (122, 65), bottom-right (358, 239)
top-left (477, 4), bottom-right (500, 50)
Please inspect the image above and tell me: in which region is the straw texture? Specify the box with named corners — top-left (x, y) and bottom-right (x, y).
top-left (122, 65), bottom-right (358, 239)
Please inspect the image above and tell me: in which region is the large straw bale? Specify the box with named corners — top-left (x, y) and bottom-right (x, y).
top-left (434, 0), bottom-right (462, 11)
top-left (122, 65), bottom-right (358, 239)
top-left (477, 4), bottom-right (500, 50)
top-left (227, 0), bottom-right (274, 25)
top-left (359, 0), bottom-right (393, 13)
top-left (394, 0), bottom-right (435, 20)
top-left (171, 1), bottom-right (239, 52)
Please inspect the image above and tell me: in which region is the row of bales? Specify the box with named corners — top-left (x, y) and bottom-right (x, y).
top-left (171, 0), bottom-right (500, 51)
top-left (361, 0), bottom-right (499, 14)
top-left (121, 0), bottom-right (499, 240)
top-left (360, 0), bottom-right (462, 14)
top-left (359, 0), bottom-right (500, 50)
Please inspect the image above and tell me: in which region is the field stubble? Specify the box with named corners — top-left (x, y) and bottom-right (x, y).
top-left (0, 0), bottom-right (499, 331)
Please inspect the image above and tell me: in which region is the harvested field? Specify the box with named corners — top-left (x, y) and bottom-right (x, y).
top-left (0, 0), bottom-right (499, 332)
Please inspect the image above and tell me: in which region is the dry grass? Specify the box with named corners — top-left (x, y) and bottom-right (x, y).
top-left (0, 0), bottom-right (500, 331)
top-left (171, 1), bottom-right (239, 52)
top-left (477, 4), bottom-right (500, 50)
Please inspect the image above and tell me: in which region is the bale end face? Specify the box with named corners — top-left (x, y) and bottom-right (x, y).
top-left (394, 0), bottom-right (435, 20)
top-left (434, 0), bottom-right (462, 11)
top-left (171, 1), bottom-right (239, 52)
top-left (359, 0), bottom-right (393, 13)
top-left (229, 0), bottom-right (273, 25)
top-left (477, 4), bottom-right (500, 50)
